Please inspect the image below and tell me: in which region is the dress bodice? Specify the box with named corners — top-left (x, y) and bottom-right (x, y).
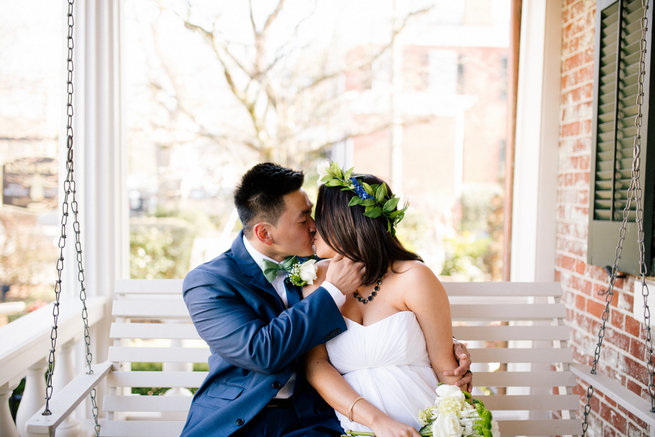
top-left (325, 311), bottom-right (439, 432)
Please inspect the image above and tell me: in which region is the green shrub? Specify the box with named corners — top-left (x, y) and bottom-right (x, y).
top-left (130, 217), bottom-right (195, 279)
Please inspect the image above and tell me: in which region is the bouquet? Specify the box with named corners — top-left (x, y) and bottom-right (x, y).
top-left (417, 385), bottom-right (499, 437)
top-left (343, 385), bottom-right (499, 437)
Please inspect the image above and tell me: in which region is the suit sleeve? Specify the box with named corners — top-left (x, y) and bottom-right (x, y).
top-left (183, 269), bottom-right (347, 374)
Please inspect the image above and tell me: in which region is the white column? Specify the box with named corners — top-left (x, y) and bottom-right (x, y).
top-left (510, 0), bottom-right (561, 282)
top-left (0, 380), bottom-right (21, 437)
top-left (15, 360), bottom-right (47, 437)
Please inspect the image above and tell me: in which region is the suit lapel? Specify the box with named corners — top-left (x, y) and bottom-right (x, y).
top-left (229, 232), bottom-right (285, 311)
top-left (286, 282), bottom-right (302, 307)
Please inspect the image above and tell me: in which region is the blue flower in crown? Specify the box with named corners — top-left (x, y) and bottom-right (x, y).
top-left (350, 177), bottom-right (374, 200)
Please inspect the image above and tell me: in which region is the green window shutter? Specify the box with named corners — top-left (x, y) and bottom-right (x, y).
top-left (588, 0), bottom-right (654, 275)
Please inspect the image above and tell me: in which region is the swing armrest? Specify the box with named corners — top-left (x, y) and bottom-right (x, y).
top-left (25, 361), bottom-right (113, 435)
top-left (570, 363), bottom-right (655, 427)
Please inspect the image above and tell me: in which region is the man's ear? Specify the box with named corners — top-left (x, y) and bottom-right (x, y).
top-left (252, 222), bottom-right (274, 246)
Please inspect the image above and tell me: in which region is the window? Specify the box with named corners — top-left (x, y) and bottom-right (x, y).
top-left (588, 0), bottom-right (654, 275)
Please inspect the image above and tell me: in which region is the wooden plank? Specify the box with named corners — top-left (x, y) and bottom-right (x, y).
top-left (107, 371), bottom-right (207, 388)
top-left (112, 300), bottom-right (189, 318)
top-left (25, 362), bottom-right (112, 433)
top-left (443, 282), bottom-right (563, 297)
top-left (474, 371), bottom-right (577, 387)
top-left (103, 395), bottom-right (192, 412)
top-left (571, 363), bottom-right (655, 427)
top-left (108, 346), bottom-right (209, 363)
top-left (115, 279), bottom-right (183, 295)
top-left (497, 419), bottom-right (581, 436)
top-left (477, 394), bottom-right (579, 410)
top-left (450, 303), bottom-right (566, 320)
top-left (469, 348), bottom-right (573, 363)
top-left (100, 420), bottom-right (185, 437)
top-left (452, 325), bottom-right (570, 341)
top-left (110, 322), bottom-right (200, 340)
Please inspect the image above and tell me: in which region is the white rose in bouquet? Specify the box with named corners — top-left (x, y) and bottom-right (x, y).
top-left (432, 412), bottom-right (461, 437)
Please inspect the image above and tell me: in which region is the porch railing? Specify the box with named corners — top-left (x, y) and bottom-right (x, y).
top-left (0, 296), bottom-right (108, 437)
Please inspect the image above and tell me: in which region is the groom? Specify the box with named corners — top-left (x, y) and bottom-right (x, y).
top-left (181, 163), bottom-right (472, 437)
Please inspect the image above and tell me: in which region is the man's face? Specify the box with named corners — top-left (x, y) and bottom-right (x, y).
top-left (268, 189), bottom-right (316, 259)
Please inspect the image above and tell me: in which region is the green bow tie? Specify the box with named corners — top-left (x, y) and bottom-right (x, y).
top-left (262, 256), bottom-right (298, 283)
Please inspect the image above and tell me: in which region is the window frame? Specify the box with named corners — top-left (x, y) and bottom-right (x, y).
top-left (588, 0), bottom-right (655, 275)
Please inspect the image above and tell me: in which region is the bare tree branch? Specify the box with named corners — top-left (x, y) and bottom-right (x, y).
top-left (296, 6), bottom-right (433, 96)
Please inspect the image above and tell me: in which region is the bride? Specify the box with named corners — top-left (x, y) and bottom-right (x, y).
top-left (303, 166), bottom-right (469, 437)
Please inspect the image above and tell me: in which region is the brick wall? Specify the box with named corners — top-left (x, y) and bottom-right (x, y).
top-left (558, 0), bottom-right (650, 435)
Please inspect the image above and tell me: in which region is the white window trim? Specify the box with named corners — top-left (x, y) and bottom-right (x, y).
top-left (510, 0), bottom-right (561, 281)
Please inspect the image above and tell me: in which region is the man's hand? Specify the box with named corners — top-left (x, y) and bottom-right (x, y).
top-left (325, 254), bottom-right (365, 294)
top-left (442, 341), bottom-right (472, 392)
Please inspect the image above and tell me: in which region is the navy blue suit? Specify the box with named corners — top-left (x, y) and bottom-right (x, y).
top-left (180, 232), bottom-right (347, 437)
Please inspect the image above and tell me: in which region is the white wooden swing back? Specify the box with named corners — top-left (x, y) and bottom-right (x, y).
top-left (27, 279), bottom-right (581, 437)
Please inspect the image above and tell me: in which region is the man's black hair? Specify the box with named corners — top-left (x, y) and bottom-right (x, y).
top-left (234, 162), bottom-right (304, 235)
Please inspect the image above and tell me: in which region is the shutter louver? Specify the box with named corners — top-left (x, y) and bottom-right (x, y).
top-left (588, 0), bottom-right (654, 275)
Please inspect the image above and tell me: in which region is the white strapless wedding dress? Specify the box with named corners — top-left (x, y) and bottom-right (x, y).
top-left (325, 311), bottom-right (438, 433)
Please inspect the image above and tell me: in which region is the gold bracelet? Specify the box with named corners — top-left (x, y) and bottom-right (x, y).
top-left (347, 396), bottom-right (365, 422)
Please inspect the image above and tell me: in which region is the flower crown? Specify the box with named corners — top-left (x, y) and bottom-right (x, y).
top-left (319, 161), bottom-right (407, 234)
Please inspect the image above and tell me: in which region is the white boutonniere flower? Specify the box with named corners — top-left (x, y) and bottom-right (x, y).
top-left (288, 259), bottom-right (318, 286)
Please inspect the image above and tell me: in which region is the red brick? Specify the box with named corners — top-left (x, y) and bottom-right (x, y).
top-left (610, 310), bottom-right (624, 330)
top-left (626, 316), bottom-right (642, 338)
top-left (561, 121), bottom-right (581, 137)
top-left (576, 260), bottom-right (587, 275)
top-left (587, 299), bottom-right (606, 319)
top-left (626, 378), bottom-right (644, 397)
top-left (630, 338), bottom-right (645, 360)
top-left (605, 327), bottom-right (630, 350)
top-left (575, 294), bottom-right (586, 311)
top-left (624, 356), bottom-right (648, 386)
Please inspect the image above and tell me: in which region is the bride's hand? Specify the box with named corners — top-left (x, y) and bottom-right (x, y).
top-left (369, 414), bottom-right (421, 437)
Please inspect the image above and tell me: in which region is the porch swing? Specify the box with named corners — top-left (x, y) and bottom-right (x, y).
top-left (18, 1), bottom-right (652, 437)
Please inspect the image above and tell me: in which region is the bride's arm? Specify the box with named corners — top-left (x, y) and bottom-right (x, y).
top-left (403, 263), bottom-right (460, 386)
top-left (305, 345), bottom-right (420, 437)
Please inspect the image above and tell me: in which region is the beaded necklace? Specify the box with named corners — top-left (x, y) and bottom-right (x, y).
top-left (353, 275), bottom-right (384, 304)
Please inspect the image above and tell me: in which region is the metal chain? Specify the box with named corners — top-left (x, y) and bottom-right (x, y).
top-left (43, 1), bottom-right (101, 435)
top-left (582, 0), bottom-right (653, 434)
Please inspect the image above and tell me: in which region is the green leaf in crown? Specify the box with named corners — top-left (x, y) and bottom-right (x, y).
top-left (319, 161), bottom-right (408, 235)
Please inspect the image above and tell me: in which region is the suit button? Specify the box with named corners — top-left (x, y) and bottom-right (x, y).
top-left (272, 381), bottom-right (282, 389)
top-left (236, 418), bottom-right (244, 426)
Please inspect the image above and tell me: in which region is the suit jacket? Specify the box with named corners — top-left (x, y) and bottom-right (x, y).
top-left (180, 232), bottom-right (347, 436)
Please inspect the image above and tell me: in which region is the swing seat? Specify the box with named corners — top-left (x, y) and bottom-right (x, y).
top-left (26, 280), bottom-right (581, 436)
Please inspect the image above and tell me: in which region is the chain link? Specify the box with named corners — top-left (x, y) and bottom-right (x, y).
top-left (43, 1), bottom-right (100, 435)
top-left (582, 0), bottom-right (653, 433)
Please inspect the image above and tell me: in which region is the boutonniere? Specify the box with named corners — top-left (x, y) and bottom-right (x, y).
top-left (287, 258), bottom-right (318, 287)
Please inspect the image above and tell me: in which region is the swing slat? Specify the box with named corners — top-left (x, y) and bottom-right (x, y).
top-left (473, 370), bottom-right (577, 387)
top-left (99, 420), bottom-right (185, 437)
top-left (476, 394), bottom-right (579, 410)
top-left (452, 324), bottom-right (571, 341)
top-left (25, 362), bottom-right (112, 434)
top-left (103, 394), bottom-right (193, 412)
top-left (107, 370), bottom-right (207, 388)
top-left (497, 419), bottom-right (582, 436)
top-left (108, 346), bottom-right (209, 363)
top-left (110, 322), bottom-right (201, 339)
top-left (469, 347), bottom-right (573, 363)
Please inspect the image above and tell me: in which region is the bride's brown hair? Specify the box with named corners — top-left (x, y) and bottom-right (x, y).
top-left (315, 173), bottom-right (421, 285)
